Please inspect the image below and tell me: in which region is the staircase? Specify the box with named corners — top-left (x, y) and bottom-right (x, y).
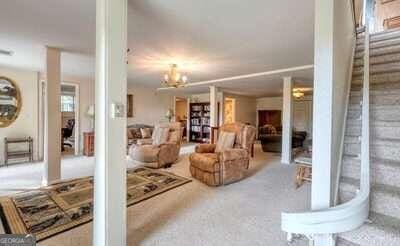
top-left (337, 28), bottom-right (400, 246)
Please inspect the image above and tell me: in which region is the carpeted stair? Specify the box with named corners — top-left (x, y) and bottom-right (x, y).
top-left (337, 28), bottom-right (400, 246)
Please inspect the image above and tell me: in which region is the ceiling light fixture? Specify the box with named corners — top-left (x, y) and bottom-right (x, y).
top-left (0, 49), bottom-right (14, 56)
top-left (163, 64), bottom-right (188, 88)
top-left (293, 89), bottom-right (305, 98)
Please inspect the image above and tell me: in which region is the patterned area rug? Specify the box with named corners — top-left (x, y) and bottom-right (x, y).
top-left (0, 167), bottom-right (191, 241)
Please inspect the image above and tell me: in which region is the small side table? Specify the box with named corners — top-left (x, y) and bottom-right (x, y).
top-left (294, 154), bottom-right (312, 188)
top-left (83, 132), bottom-right (94, 156)
top-left (4, 137), bottom-right (33, 166)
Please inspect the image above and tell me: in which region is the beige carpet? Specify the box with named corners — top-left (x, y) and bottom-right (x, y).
top-left (0, 144), bottom-right (311, 246)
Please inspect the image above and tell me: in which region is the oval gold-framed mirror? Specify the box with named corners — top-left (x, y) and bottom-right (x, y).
top-left (0, 76), bottom-right (22, 128)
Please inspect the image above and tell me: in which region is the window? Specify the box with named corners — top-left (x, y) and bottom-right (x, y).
top-left (61, 95), bottom-right (75, 112)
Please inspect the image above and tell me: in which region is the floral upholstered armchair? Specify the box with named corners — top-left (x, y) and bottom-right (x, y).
top-left (129, 122), bottom-right (182, 168)
top-left (189, 122), bottom-right (256, 186)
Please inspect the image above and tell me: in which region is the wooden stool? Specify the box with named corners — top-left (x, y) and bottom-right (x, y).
top-left (295, 156), bottom-right (312, 188)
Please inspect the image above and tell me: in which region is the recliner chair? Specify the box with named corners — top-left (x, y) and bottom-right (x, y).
top-left (189, 122), bottom-right (256, 186)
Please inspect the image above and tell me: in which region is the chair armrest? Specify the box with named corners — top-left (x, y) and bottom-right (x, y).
top-left (158, 143), bottom-right (180, 165)
top-left (195, 144), bottom-right (216, 153)
top-left (220, 148), bottom-right (249, 162)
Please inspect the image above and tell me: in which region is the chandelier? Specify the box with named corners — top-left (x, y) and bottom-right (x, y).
top-left (163, 64), bottom-right (188, 88)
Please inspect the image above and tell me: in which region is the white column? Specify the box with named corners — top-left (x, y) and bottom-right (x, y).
top-left (93, 0), bottom-right (127, 245)
top-left (210, 85), bottom-right (218, 127)
top-left (219, 91), bottom-right (224, 126)
top-left (43, 47), bottom-right (61, 185)
top-left (313, 0), bottom-right (334, 244)
top-left (281, 77), bottom-right (293, 165)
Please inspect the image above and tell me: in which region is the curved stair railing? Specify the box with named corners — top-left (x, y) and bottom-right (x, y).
top-left (281, 0), bottom-right (372, 242)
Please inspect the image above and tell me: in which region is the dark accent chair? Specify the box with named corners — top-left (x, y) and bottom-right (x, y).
top-left (62, 119), bottom-right (75, 151)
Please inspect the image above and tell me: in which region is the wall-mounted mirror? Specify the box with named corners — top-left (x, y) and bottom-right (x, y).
top-left (0, 76), bottom-right (22, 127)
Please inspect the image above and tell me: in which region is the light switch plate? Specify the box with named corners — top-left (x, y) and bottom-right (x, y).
top-left (111, 103), bottom-right (125, 118)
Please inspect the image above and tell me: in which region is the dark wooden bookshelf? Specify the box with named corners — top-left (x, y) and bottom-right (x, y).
top-left (189, 102), bottom-right (211, 143)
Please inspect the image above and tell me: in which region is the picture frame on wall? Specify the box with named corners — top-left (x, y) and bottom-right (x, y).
top-left (127, 94), bottom-right (133, 118)
top-left (0, 76), bottom-right (22, 128)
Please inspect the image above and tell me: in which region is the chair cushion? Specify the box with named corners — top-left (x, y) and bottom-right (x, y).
top-left (140, 128), bottom-right (152, 138)
top-left (189, 153), bottom-right (220, 172)
top-left (215, 131), bottom-right (236, 153)
top-left (152, 127), bottom-right (170, 145)
top-left (130, 128), bottom-right (142, 139)
top-left (127, 129), bottom-right (134, 139)
top-left (129, 145), bottom-right (160, 163)
top-left (136, 138), bottom-right (153, 145)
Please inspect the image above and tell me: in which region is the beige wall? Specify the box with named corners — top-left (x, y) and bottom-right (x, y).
top-left (0, 65), bottom-right (40, 164)
top-left (223, 93), bottom-right (256, 126)
top-left (375, 0), bottom-right (400, 32)
top-left (189, 92), bottom-right (256, 126)
top-left (175, 100), bottom-right (187, 121)
top-left (127, 84), bottom-right (174, 126)
top-left (0, 66), bottom-right (95, 162)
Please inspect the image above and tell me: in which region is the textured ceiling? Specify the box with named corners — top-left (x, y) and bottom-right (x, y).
top-left (0, 0), bottom-right (314, 96)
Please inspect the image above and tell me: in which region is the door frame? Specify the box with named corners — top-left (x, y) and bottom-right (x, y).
top-left (61, 82), bottom-right (80, 156)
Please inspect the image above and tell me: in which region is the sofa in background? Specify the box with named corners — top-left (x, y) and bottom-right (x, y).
top-left (189, 122), bottom-right (256, 186)
top-left (127, 124), bottom-right (154, 147)
top-left (259, 131), bottom-right (307, 153)
top-left (258, 124), bottom-right (307, 152)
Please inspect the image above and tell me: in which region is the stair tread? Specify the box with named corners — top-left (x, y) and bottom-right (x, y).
top-left (344, 136), bottom-right (400, 145)
top-left (353, 61), bottom-right (400, 75)
top-left (339, 212), bottom-right (400, 246)
top-left (355, 45), bottom-right (400, 59)
top-left (352, 71), bottom-right (400, 84)
top-left (348, 104), bottom-right (400, 111)
top-left (356, 37), bottom-right (400, 51)
top-left (340, 176), bottom-right (400, 198)
top-left (344, 155), bottom-right (400, 167)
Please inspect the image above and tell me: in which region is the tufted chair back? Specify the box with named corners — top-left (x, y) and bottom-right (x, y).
top-left (219, 122), bottom-right (256, 151)
top-left (154, 122), bottom-right (183, 146)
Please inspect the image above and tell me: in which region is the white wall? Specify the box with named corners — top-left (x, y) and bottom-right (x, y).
top-left (127, 84), bottom-right (174, 125)
top-left (331, 0), bottom-right (356, 200)
top-left (0, 65), bottom-right (39, 164)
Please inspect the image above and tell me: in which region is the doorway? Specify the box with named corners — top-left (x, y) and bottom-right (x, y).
top-left (61, 83), bottom-right (80, 156)
top-left (175, 97), bottom-right (188, 142)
